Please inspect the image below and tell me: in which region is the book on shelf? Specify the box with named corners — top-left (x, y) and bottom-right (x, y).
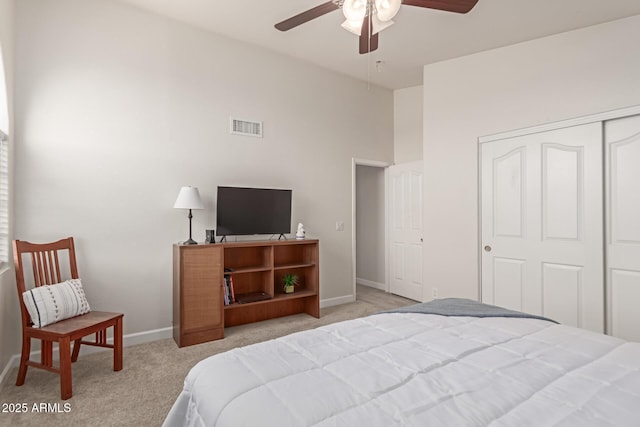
top-left (223, 276), bottom-right (229, 305)
top-left (229, 276), bottom-right (236, 303)
top-left (223, 274), bottom-right (235, 305)
top-left (223, 275), bottom-right (231, 305)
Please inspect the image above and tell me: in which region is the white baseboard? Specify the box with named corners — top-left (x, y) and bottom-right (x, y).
top-left (356, 277), bottom-right (387, 291)
top-left (116, 326), bottom-right (173, 347)
top-left (1, 295), bottom-right (362, 386)
top-left (0, 326), bottom-right (173, 387)
top-left (320, 294), bottom-right (355, 308)
top-left (0, 354), bottom-right (19, 387)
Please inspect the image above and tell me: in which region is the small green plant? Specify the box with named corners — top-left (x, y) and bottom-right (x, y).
top-left (282, 273), bottom-right (299, 293)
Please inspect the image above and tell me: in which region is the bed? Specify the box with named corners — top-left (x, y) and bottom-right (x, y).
top-left (163, 299), bottom-right (640, 426)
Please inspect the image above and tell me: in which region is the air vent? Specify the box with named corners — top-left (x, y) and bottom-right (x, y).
top-left (230, 117), bottom-right (263, 138)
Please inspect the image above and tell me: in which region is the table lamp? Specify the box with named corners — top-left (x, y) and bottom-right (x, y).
top-left (174, 186), bottom-right (204, 245)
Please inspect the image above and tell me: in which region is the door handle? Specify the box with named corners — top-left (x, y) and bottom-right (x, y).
top-left (484, 245), bottom-right (492, 252)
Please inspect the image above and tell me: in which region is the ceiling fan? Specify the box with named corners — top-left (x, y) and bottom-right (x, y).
top-left (275, 0), bottom-right (479, 54)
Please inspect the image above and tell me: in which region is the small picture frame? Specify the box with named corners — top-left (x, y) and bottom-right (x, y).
top-left (205, 229), bottom-right (216, 244)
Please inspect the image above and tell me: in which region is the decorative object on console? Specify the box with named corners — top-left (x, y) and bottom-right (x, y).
top-left (295, 223), bottom-right (305, 239)
top-left (205, 229), bottom-right (216, 244)
top-left (282, 273), bottom-right (299, 294)
top-left (174, 186), bottom-right (204, 245)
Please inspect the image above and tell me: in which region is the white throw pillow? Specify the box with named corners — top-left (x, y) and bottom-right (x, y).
top-left (22, 279), bottom-right (91, 328)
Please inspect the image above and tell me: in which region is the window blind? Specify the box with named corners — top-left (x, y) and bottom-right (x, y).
top-left (0, 130), bottom-right (7, 265)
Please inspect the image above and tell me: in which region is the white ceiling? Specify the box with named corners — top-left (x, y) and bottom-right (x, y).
top-left (115, 0), bottom-right (640, 90)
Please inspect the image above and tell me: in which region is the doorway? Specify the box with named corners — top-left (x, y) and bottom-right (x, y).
top-left (352, 159), bottom-right (389, 300)
top-left (352, 158), bottom-right (424, 302)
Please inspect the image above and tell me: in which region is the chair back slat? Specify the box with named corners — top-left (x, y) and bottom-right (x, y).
top-left (30, 252), bottom-right (38, 287)
top-left (13, 237), bottom-right (79, 328)
top-left (52, 250), bottom-right (62, 283)
top-left (31, 250), bottom-right (62, 286)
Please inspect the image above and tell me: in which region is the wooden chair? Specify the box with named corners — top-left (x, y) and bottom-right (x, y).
top-left (13, 237), bottom-right (123, 400)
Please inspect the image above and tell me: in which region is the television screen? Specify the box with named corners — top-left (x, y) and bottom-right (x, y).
top-left (216, 186), bottom-right (292, 237)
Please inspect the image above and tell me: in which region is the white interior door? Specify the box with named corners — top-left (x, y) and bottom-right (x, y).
top-left (481, 123), bottom-right (604, 332)
top-left (605, 114), bottom-right (640, 342)
top-left (388, 161), bottom-right (423, 301)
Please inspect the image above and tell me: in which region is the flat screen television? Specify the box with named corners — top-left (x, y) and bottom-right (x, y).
top-left (216, 186), bottom-right (292, 238)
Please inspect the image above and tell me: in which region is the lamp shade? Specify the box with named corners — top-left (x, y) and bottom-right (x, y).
top-left (173, 186), bottom-right (204, 209)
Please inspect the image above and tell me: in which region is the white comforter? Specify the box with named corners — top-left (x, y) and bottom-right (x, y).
top-left (164, 313), bottom-right (640, 426)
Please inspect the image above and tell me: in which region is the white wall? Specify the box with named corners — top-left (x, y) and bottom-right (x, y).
top-left (422, 14), bottom-right (640, 301)
top-left (10, 0), bottom-right (393, 358)
top-left (394, 85), bottom-right (423, 163)
top-left (0, 0), bottom-right (16, 381)
top-left (355, 165), bottom-right (385, 288)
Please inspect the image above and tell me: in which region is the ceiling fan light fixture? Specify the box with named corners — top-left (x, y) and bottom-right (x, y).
top-left (274, 0), bottom-right (480, 54)
top-left (375, 0), bottom-right (401, 22)
top-left (341, 19), bottom-right (363, 36)
top-left (342, 13), bottom-right (393, 36)
top-left (371, 14), bottom-right (394, 35)
top-left (341, 0), bottom-right (398, 37)
top-left (342, 0), bottom-right (368, 23)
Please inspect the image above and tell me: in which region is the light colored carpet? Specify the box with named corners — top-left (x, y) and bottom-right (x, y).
top-left (0, 285), bottom-right (414, 426)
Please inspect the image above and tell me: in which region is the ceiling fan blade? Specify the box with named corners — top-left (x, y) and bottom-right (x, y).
top-left (275, 1), bottom-right (340, 31)
top-left (402, 0), bottom-right (479, 14)
top-left (359, 14), bottom-right (379, 54)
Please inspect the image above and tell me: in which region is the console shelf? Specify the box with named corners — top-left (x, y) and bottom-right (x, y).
top-left (173, 239), bottom-right (319, 347)
top-left (274, 262), bottom-right (315, 270)
top-left (226, 266), bottom-right (272, 274)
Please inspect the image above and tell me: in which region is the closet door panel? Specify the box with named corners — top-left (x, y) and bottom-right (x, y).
top-left (494, 147), bottom-right (525, 238)
top-left (542, 144), bottom-right (582, 241)
top-left (481, 141), bottom-right (536, 312)
top-left (605, 114), bottom-right (640, 342)
top-left (542, 263), bottom-right (583, 327)
top-left (493, 257), bottom-right (525, 310)
top-left (611, 270), bottom-right (640, 342)
top-left (481, 123), bottom-right (603, 332)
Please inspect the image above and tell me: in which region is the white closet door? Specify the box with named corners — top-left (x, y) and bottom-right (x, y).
top-left (388, 161), bottom-right (423, 301)
top-left (481, 123), bottom-right (604, 332)
top-left (605, 114), bottom-right (640, 342)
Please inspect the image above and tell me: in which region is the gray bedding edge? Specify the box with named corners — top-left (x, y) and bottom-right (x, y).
top-left (378, 298), bottom-right (558, 324)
